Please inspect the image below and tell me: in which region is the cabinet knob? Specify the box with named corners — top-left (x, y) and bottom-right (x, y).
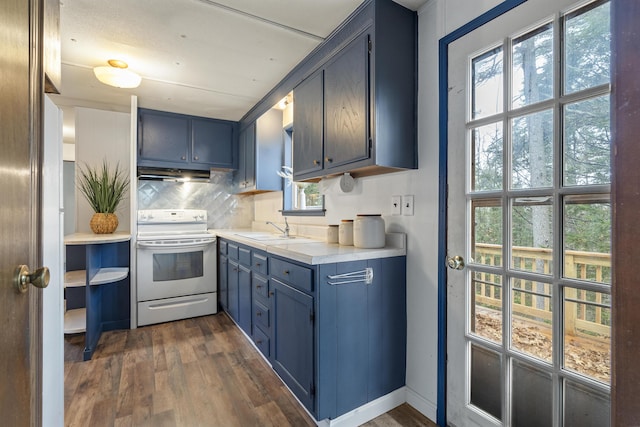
top-left (313, 159), bottom-right (320, 165)
top-left (181, 155), bottom-right (186, 160)
top-left (256, 312), bottom-right (262, 316)
top-left (256, 339), bottom-right (263, 344)
top-left (269, 291), bottom-right (274, 297)
top-left (256, 262), bottom-right (261, 267)
top-left (194, 156), bottom-right (199, 161)
top-left (256, 284), bottom-right (263, 289)
top-left (283, 270), bottom-right (290, 275)
top-left (325, 157), bottom-right (333, 163)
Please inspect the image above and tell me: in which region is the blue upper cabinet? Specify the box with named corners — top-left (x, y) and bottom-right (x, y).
top-left (235, 109), bottom-right (283, 194)
top-left (138, 108), bottom-right (238, 172)
top-left (291, 0), bottom-right (417, 181)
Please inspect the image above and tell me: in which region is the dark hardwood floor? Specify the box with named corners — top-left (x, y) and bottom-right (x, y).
top-left (64, 312), bottom-right (435, 427)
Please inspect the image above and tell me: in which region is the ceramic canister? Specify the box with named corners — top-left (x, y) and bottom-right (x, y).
top-left (338, 219), bottom-right (354, 246)
top-left (326, 224), bottom-right (339, 243)
top-left (353, 214), bottom-right (385, 248)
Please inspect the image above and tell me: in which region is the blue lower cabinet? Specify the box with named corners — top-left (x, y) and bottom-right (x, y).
top-left (238, 264), bottom-right (252, 334)
top-left (271, 277), bottom-right (315, 413)
top-left (219, 238), bottom-right (407, 422)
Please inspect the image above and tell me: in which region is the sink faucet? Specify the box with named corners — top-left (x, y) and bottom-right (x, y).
top-left (266, 218), bottom-right (290, 237)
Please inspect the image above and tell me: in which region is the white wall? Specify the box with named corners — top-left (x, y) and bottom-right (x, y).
top-left (74, 108), bottom-right (131, 233)
top-left (254, 0), bottom-right (505, 421)
top-left (42, 95), bottom-right (64, 427)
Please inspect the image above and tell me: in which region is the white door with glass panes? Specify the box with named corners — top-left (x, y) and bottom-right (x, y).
top-left (447, 0), bottom-right (611, 425)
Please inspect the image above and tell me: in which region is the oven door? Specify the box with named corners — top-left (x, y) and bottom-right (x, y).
top-left (136, 237), bottom-right (217, 301)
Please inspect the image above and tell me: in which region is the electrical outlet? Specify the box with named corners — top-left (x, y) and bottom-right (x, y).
top-left (402, 195), bottom-right (414, 216)
top-left (391, 195), bottom-right (402, 215)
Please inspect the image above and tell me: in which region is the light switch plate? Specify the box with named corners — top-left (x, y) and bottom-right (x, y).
top-left (402, 195), bottom-right (414, 216)
top-left (391, 195), bottom-right (402, 215)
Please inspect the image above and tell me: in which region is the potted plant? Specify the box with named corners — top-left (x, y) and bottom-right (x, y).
top-left (77, 161), bottom-right (129, 234)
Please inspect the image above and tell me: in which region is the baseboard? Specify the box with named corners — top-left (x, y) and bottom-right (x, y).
top-left (406, 387), bottom-right (438, 424)
top-left (317, 387), bottom-right (407, 427)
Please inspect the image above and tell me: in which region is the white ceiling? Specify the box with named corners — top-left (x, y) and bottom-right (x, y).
top-left (51, 0), bottom-right (426, 142)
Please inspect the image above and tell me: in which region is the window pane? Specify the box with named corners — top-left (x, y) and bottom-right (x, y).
top-left (472, 272), bottom-right (502, 344)
top-left (563, 195), bottom-right (611, 284)
top-left (511, 278), bottom-right (552, 362)
top-left (512, 359), bottom-right (553, 427)
top-left (564, 379), bottom-right (610, 427)
top-left (564, 287), bottom-right (611, 384)
top-left (563, 95), bottom-right (611, 186)
top-left (564, 1), bottom-right (611, 94)
top-left (470, 344), bottom-right (502, 420)
top-left (472, 123), bottom-right (503, 192)
top-left (512, 24), bottom-right (554, 109)
top-left (472, 47), bottom-right (504, 120)
top-left (511, 109), bottom-right (554, 189)
top-left (511, 197), bottom-right (553, 274)
top-left (472, 199), bottom-right (502, 266)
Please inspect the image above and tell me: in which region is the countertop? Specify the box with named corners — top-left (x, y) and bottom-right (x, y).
top-left (212, 229), bottom-right (406, 265)
top-left (64, 232), bottom-right (132, 245)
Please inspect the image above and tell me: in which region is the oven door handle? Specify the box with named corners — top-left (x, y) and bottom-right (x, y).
top-left (137, 239), bottom-right (216, 249)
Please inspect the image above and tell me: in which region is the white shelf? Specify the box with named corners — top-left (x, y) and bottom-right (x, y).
top-left (64, 270), bottom-right (86, 288)
top-left (64, 308), bottom-right (86, 334)
top-left (89, 267), bottom-right (129, 286)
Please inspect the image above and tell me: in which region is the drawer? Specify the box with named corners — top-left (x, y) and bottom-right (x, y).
top-left (253, 326), bottom-right (270, 358)
top-left (227, 243), bottom-right (239, 260)
top-left (219, 240), bottom-right (227, 255)
top-left (138, 292), bottom-right (217, 327)
top-left (253, 273), bottom-right (269, 300)
top-left (252, 251), bottom-right (268, 275)
top-left (253, 299), bottom-right (270, 331)
top-left (239, 246), bottom-right (251, 266)
top-left (270, 257), bottom-right (313, 293)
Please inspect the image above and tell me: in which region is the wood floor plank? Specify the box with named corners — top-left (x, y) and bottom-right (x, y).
top-left (64, 312), bottom-right (434, 427)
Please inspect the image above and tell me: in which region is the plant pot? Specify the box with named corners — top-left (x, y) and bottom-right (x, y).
top-left (90, 213), bottom-right (118, 234)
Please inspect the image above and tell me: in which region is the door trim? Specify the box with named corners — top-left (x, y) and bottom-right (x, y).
top-left (436, 1), bottom-right (528, 425)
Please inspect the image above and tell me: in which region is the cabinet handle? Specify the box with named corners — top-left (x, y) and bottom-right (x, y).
top-left (313, 159), bottom-right (320, 165)
top-left (325, 157), bottom-right (333, 163)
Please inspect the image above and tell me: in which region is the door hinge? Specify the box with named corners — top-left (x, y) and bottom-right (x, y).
top-left (368, 39), bottom-right (372, 54)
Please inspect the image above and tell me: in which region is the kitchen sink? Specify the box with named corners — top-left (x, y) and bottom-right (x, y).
top-left (233, 232), bottom-right (314, 243)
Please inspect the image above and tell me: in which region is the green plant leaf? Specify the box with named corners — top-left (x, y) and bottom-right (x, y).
top-left (77, 160), bottom-right (129, 213)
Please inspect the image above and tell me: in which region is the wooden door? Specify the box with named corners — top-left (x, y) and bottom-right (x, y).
top-left (272, 279), bottom-right (315, 412)
top-left (0, 0), bottom-right (46, 424)
top-left (293, 70), bottom-right (324, 178)
top-left (324, 34), bottom-right (370, 170)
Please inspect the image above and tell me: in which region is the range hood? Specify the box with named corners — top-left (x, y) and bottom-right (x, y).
top-left (137, 167), bottom-right (211, 182)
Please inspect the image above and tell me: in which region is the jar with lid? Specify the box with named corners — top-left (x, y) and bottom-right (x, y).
top-left (338, 220), bottom-right (354, 245)
top-left (353, 214), bottom-right (385, 248)
top-left (326, 224), bottom-right (339, 243)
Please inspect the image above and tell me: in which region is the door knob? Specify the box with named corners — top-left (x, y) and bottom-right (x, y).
top-left (14, 265), bottom-right (50, 293)
top-left (446, 256), bottom-right (465, 270)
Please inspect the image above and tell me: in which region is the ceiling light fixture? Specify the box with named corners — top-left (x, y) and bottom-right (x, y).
top-left (93, 59), bottom-right (142, 88)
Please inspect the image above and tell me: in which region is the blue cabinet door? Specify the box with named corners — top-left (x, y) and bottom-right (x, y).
top-left (218, 254), bottom-right (228, 311)
top-left (238, 264), bottom-right (252, 334)
top-left (191, 118), bottom-right (235, 169)
top-left (323, 33), bottom-right (369, 169)
top-left (227, 259), bottom-right (239, 321)
top-left (236, 123), bottom-right (256, 191)
top-left (138, 110), bottom-right (189, 163)
top-left (293, 70), bottom-right (324, 178)
top-left (272, 278), bottom-right (315, 412)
